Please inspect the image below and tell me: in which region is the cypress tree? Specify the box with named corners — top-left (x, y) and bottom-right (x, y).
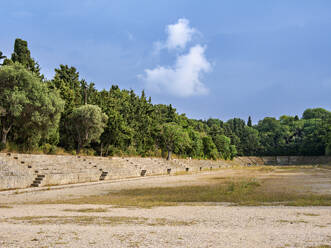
top-left (247, 116), bottom-right (252, 127)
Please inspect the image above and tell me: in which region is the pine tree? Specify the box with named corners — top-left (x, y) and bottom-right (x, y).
top-left (247, 116), bottom-right (252, 127)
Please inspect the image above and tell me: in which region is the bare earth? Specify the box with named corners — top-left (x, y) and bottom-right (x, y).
top-left (1, 168), bottom-right (331, 248)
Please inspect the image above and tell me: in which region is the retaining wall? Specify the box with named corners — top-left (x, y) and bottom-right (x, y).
top-left (1, 153), bottom-right (330, 190)
top-left (0, 153), bottom-right (232, 190)
top-left (233, 156), bottom-right (331, 165)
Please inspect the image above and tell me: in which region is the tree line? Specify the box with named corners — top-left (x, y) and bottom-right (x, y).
top-left (0, 39), bottom-right (330, 159)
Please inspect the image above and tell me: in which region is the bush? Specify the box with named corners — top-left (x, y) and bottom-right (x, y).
top-left (0, 143), bottom-right (6, 151)
top-left (81, 148), bottom-right (95, 156)
top-left (42, 143), bottom-right (57, 154)
top-left (326, 144), bottom-right (331, 156)
top-left (7, 142), bottom-right (19, 152)
top-left (126, 146), bottom-right (138, 156)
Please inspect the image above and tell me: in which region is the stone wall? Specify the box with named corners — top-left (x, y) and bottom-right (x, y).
top-left (0, 153), bottom-right (232, 190)
top-left (233, 156), bottom-right (331, 165)
top-left (1, 153), bottom-right (330, 190)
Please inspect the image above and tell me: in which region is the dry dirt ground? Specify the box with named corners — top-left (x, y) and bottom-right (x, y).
top-left (1, 167), bottom-right (331, 248)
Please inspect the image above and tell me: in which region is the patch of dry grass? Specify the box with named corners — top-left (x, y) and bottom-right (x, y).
top-left (7, 215), bottom-right (194, 226)
top-left (36, 176), bottom-right (331, 207)
top-left (277, 219), bottom-right (308, 224)
top-left (63, 208), bottom-right (108, 213)
top-left (0, 205), bottom-right (13, 208)
top-left (297, 212), bottom-right (320, 217)
top-left (308, 245), bottom-right (331, 248)
top-left (25, 166), bottom-right (331, 208)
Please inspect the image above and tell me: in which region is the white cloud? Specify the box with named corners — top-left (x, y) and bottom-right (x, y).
top-left (166, 18), bottom-right (197, 50)
top-left (143, 45), bottom-right (211, 97)
top-left (154, 18), bottom-right (197, 52)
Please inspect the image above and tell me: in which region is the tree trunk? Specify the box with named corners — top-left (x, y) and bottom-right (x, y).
top-left (1, 131), bottom-right (7, 145)
top-left (1, 125), bottom-right (12, 146)
top-left (76, 142), bottom-right (81, 155)
top-left (76, 130), bottom-right (82, 154)
top-left (167, 150), bottom-right (172, 160)
top-left (84, 88), bottom-right (87, 105)
top-left (100, 143), bottom-right (103, 157)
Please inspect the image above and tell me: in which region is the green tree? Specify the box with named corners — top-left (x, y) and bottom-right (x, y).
top-left (97, 87), bottom-right (134, 155)
top-left (0, 63), bottom-right (64, 148)
top-left (52, 65), bottom-right (82, 110)
top-left (213, 134), bottom-right (231, 159)
top-left (241, 126), bottom-right (260, 155)
top-left (247, 116), bottom-right (252, 127)
top-left (299, 119), bottom-right (328, 155)
top-left (160, 122), bottom-right (190, 160)
top-left (68, 104), bottom-right (108, 154)
top-left (225, 118), bottom-right (246, 155)
top-left (202, 136), bottom-right (218, 160)
top-left (10, 38), bottom-right (42, 77)
top-left (230, 145), bottom-right (237, 159)
top-left (256, 117), bottom-right (287, 155)
top-left (186, 128), bottom-right (204, 158)
top-left (50, 65), bottom-right (86, 149)
top-left (302, 108), bottom-right (331, 120)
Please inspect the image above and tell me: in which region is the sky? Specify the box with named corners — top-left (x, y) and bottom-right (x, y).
top-left (1, 0), bottom-right (331, 122)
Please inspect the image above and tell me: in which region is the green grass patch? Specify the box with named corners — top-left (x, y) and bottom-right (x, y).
top-left (36, 177), bottom-right (331, 208)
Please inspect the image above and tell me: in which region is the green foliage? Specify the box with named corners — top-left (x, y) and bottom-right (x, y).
top-left (68, 104), bottom-right (108, 153)
top-left (186, 128), bottom-right (204, 158)
top-left (10, 38), bottom-right (42, 78)
top-left (1, 38), bottom-right (330, 158)
top-left (326, 143), bottom-right (331, 156)
top-left (0, 142), bottom-right (6, 151)
top-left (213, 135), bottom-right (231, 159)
top-left (42, 143), bottom-right (57, 154)
top-left (159, 122), bottom-right (191, 160)
top-left (302, 108), bottom-right (331, 120)
top-left (202, 136), bottom-right (218, 160)
top-left (0, 63), bottom-right (64, 150)
top-left (247, 116), bottom-right (252, 127)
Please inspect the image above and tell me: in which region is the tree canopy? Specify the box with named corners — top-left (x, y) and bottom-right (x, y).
top-left (68, 104), bottom-right (108, 153)
top-left (0, 63), bottom-right (64, 149)
top-left (1, 38), bottom-right (330, 158)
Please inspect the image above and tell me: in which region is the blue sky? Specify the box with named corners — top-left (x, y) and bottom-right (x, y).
top-left (1, 0), bottom-right (331, 122)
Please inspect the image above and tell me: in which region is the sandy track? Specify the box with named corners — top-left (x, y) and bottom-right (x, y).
top-left (1, 169), bottom-right (331, 247)
top-left (1, 204), bottom-right (331, 248)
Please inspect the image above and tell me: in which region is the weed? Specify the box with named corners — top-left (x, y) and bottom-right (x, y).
top-left (297, 212), bottom-right (320, 217)
top-left (277, 219), bottom-right (308, 224)
top-left (0, 205), bottom-right (13, 208)
top-left (63, 208), bottom-right (108, 213)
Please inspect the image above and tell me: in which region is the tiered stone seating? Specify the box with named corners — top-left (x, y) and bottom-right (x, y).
top-left (2, 153), bottom-right (331, 190)
top-left (0, 153), bottom-right (35, 189)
